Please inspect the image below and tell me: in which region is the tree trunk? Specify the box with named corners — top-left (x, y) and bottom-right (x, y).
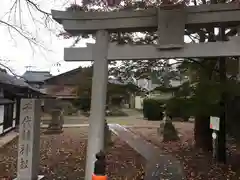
top-left (217, 109), bottom-right (226, 163)
top-left (217, 27), bottom-right (226, 163)
top-left (194, 115), bottom-right (212, 151)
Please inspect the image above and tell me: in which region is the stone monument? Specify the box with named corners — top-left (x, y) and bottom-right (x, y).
top-left (159, 111), bottom-right (179, 142)
top-left (15, 98), bottom-right (43, 180)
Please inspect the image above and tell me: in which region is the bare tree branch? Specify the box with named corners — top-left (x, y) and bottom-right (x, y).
top-left (0, 0), bottom-right (55, 51)
top-left (0, 20), bottom-right (36, 44)
top-left (25, 0), bottom-right (51, 16)
top-left (0, 60), bottom-right (24, 79)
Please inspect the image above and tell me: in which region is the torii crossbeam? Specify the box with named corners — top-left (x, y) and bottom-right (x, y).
top-left (64, 37), bottom-right (240, 61)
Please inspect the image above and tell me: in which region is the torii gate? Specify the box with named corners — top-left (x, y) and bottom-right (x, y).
top-left (52, 4), bottom-right (240, 179)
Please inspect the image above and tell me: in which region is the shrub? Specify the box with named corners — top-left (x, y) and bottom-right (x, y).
top-left (143, 98), bottom-right (164, 121)
top-left (165, 97), bottom-right (220, 121)
top-left (165, 97), bottom-right (192, 120)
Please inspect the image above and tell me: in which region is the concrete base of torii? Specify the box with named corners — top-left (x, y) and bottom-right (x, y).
top-left (84, 30), bottom-right (109, 180)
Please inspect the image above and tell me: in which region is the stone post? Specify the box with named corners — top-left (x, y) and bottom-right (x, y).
top-left (162, 111), bottom-right (179, 142)
top-left (15, 99), bottom-right (43, 180)
top-left (85, 30), bottom-right (109, 180)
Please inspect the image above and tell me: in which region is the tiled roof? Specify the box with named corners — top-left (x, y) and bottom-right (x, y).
top-left (22, 71), bottom-right (52, 83)
top-left (0, 69), bottom-right (43, 93)
top-left (45, 67), bottom-right (134, 86)
top-left (0, 70), bottom-right (27, 87)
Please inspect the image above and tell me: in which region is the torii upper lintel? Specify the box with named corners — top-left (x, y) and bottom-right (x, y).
top-left (52, 4), bottom-right (240, 34)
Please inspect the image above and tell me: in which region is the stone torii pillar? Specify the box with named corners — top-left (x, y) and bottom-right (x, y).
top-left (85, 30), bottom-right (109, 180)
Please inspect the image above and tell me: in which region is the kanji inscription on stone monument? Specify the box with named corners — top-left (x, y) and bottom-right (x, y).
top-left (16, 99), bottom-right (43, 180)
top-left (18, 100), bottom-right (33, 171)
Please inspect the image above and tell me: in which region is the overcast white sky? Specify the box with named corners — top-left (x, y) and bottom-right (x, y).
top-left (0, 0), bottom-right (92, 76)
top-left (0, 0), bottom-right (191, 77)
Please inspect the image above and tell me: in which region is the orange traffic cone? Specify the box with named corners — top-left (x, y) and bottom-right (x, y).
top-left (92, 174), bottom-right (107, 180)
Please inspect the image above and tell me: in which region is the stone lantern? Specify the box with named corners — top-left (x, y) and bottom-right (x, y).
top-left (45, 103), bottom-right (64, 134)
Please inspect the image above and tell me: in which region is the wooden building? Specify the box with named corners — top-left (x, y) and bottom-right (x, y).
top-left (0, 68), bottom-right (45, 135)
top-left (44, 66), bottom-right (141, 107)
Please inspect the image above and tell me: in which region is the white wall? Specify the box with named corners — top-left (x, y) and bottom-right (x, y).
top-left (135, 96), bottom-right (143, 109)
top-left (12, 101), bottom-right (16, 128)
top-left (0, 105), bottom-right (4, 134)
top-left (13, 100), bottom-right (16, 119)
top-left (0, 88), bottom-right (3, 129)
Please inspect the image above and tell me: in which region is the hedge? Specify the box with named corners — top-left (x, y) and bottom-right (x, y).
top-left (143, 98), bottom-right (164, 121)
